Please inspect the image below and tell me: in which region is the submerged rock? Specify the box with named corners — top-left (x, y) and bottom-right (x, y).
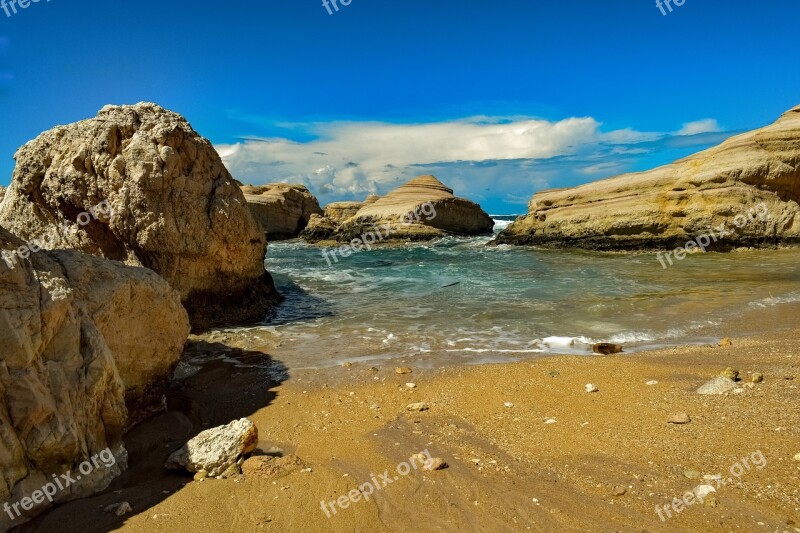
top-left (0, 102), bottom-right (281, 330)
top-left (496, 105), bottom-right (800, 249)
top-left (593, 343), bottom-right (623, 355)
top-left (166, 418), bottom-right (259, 478)
top-left (242, 183), bottom-right (323, 240)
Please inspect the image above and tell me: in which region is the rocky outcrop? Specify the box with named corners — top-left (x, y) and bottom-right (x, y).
top-left (165, 418), bottom-right (258, 478)
top-left (324, 195), bottom-right (379, 222)
top-left (302, 176), bottom-right (493, 243)
top-left (496, 105), bottom-right (800, 250)
top-left (0, 103), bottom-right (280, 330)
top-left (0, 226), bottom-right (189, 531)
top-left (242, 183), bottom-right (323, 240)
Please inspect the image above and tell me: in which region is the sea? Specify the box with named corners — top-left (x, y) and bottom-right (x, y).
top-left (226, 216), bottom-right (800, 369)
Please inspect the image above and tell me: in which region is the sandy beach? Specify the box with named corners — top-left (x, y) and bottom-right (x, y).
top-left (19, 303), bottom-right (800, 533)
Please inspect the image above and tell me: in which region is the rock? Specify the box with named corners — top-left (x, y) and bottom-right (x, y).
top-left (241, 455), bottom-right (307, 479)
top-left (751, 372), bottom-right (764, 383)
top-left (683, 469), bottom-right (701, 480)
top-left (104, 502), bottom-right (132, 516)
top-left (405, 383), bottom-right (417, 389)
top-left (719, 338), bottom-right (733, 347)
top-left (406, 402), bottom-right (430, 412)
top-left (720, 368), bottom-right (740, 381)
top-left (193, 470), bottom-right (208, 481)
top-left (496, 105), bottom-right (800, 249)
top-left (697, 376), bottom-right (740, 395)
top-left (303, 175), bottom-right (494, 243)
top-left (544, 418), bottom-right (557, 424)
top-left (695, 485), bottom-right (717, 499)
top-left (166, 418), bottom-right (259, 478)
top-left (395, 367), bottom-right (413, 375)
top-left (298, 214), bottom-right (339, 242)
top-left (504, 402), bottom-right (514, 408)
top-left (0, 102), bottom-right (281, 331)
top-left (342, 362), bottom-right (353, 368)
top-left (646, 380), bottom-right (659, 386)
top-left (592, 343), bottom-right (623, 355)
top-left (422, 458), bottom-right (448, 471)
top-left (325, 200), bottom-right (370, 222)
top-left (242, 183), bottom-right (323, 240)
top-left (585, 384), bottom-right (599, 393)
top-left (793, 453), bottom-right (800, 462)
top-left (613, 486), bottom-right (627, 497)
top-left (0, 185), bottom-right (5, 203)
top-left (668, 413), bottom-right (692, 424)
top-left (0, 225), bottom-right (188, 529)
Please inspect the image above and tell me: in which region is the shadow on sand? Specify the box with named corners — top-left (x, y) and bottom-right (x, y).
top-left (17, 341), bottom-right (289, 533)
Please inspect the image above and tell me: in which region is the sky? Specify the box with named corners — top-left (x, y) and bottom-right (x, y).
top-left (1, 0), bottom-right (798, 214)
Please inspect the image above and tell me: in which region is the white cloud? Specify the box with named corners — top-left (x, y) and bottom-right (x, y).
top-left (676, 119), bottom-right (722, 136)
top-left (215, 115), bottom-right (726, 212)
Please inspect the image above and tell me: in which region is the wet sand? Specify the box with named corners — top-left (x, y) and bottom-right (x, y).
top-left (19, 305), bottom-right (800, 533)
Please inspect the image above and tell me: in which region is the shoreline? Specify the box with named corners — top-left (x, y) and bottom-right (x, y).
top-left (19, 303), bottom-right (800, 532)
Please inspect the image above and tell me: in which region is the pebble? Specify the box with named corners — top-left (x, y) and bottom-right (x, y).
top-left (613, 486), bottom-right (627, 497)
top-left (751, 372), bottom-right (764, 383)
top-left (104, 502), bottom-right (132, 516)
top-left (793, 453), bottom-right (800, 462)
top-left (422, 458), bottom-right (448, 471)
top-left (544, 418), bottom-right (557, 424)
top-left (395, 367), bottom-right (413, 375)
top-left (585, 384), bottom-right (599, 393)
top-left (718, 338), bottom-right (733, 347)
top-left (342, 362), bottom-right (353, 368)
top-left (193, 470), bottom-right (208, 481)
top-left (668, 413), bottom-right (691, 424)
top-left (720, 367), bottom-right (739, 381)
top-left (504, 402), bottom-right (514, 408)
top-left (646, 380), bottom-right (659, 386)
top-left (406, 402), bottom-right (430, 412)
top-left (683, 469), bottom-right (701, 480)
top-left (695, 485), bottom-right (716, 499)
top-left (405, 383), bottom-right (417, 389)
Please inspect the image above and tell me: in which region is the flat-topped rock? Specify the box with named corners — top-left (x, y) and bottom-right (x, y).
top-left (0, 103), bottom-right (281, 330)
top-left (243, 183), bottom-right (323, 240)
top-left (497, 105), bottom-right (800, 250)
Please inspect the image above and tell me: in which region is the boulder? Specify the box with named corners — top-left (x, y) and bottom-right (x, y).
top-left (697, 376), bottom-right (741, 395)
top-left (299, 213), bottom-right (338, 242)
top-left (0, 225), bottom-right (189, 530)
top-left (0, 103), bottom-right (281, 330)
top-left (496, 105), bottom-right (800, 249)
top-left (242, 183), bottom-right (323, 240)
top-left (166, 418), bottom-right (258, 478)
top-left (303, 175), bottom-right (493, 243)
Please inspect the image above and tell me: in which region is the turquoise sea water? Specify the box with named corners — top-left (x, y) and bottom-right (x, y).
top-left (247, 218), bottom-right (800, 369)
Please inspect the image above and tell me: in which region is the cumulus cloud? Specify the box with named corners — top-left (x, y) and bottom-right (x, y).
top-left (676, 119), bottom-right (722, 136)
top-left (216, 115), bottom-right (727, 213)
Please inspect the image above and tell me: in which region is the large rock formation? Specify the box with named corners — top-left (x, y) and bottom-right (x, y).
top-left (0, 226), bottom-right (189, 531)
top-left (0, 103), bottom-right (281, 330)
top-left (242, 183), bottom-right (322, 240)
top-left (0, 186), bottom-right (5, 204)
top-left (302, 176), bottom-right (493, 243)
top-left (324, 195), bottom-right (380, 222)
top-left (496, 105), bottom-right (800, 250)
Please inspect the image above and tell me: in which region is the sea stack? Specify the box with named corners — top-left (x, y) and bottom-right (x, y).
top-left (496, 105), bottom-right (800, 250)
top-left (242, 183), bottom-right (323, 240)
top-left (0, 103), bottom-right (281, 330)
top-left (302, 175), bottom-right (494, 243)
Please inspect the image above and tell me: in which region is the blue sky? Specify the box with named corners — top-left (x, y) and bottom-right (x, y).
top-left (1, 0), bottom-right (798, 213)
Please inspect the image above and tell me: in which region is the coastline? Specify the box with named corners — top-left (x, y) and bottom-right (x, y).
top-left (20, 303), bottom-right (800, 532)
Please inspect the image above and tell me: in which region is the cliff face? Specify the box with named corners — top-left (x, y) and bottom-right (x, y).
top-left (0, 103), bottom-right (280, 330)
top-left (242, 183), bottom-right (323, 240)
top-left (0, 226), bottom-right (189, 531)
top-left (302, 175), bottom-right (494, 243)
top-left (496, 105), bottom-right (800, 250)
